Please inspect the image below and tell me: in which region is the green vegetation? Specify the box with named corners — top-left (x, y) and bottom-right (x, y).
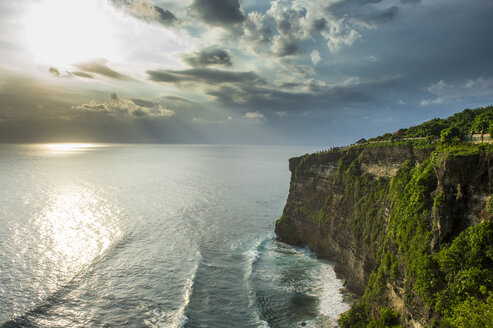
top-left (440, 127), bottom-right (460, 144)
top-left (337, 144), bottom-right (493, 328)
top-left (333, 150), bottom-right (390, 255)
top-left (336, 107), bottom-right (493, 327)
top-left (472, 111), bottom-right (493, 141)
top-left (367, 106), bottom-right (493, 142)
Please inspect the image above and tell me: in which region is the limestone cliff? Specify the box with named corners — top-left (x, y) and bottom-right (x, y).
top-left (275, 143), bottom-right (493, 327)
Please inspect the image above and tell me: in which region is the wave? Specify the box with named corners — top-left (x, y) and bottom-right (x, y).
top-left (143, 254), bottom-right (199, 328)
top-left (248, 233), bottom-right (273, 263)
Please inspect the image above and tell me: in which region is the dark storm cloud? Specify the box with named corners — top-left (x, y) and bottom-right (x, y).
top-left (153, 6), bottom-right (177, 25)
top-left (272, 41), bottom-right (302, 57)
top-left (328, 0), bottom-right (399, 24)
top-left (352, 0), bottom-right (493, 86)
top-left (110, 0), bottom-right (177, 26)
top-left (74, 59), bottom-right (130, 80)
top-left (183, 48), bottom-right (232, 67)
top-left (190, 0), bottom-right (245, 26)
top-left (205, 76), bottom-right (400, 113)
top-left (312, 18), bottom-right (327, 32)
top-left (147, 68), bottom-right (264, 85)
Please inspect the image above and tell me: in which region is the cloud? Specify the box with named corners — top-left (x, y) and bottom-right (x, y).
top-left (271, 37), bottom-right (302, 57)
top-left (75, 101), bottom-right (110, 112)
top-left (310, 50), bottom-right (321, 65)
top-left (190, 0), bottom-right (245, 27)
top-left (110, 0), bottom-right (176, 26)
top-left (147, 68), bottom-right (264, 85)
top-left (420, 77), bottom-right (493, 106)
top-left (49, 67), bottom-right (61, 77)
top-left (153, 6), bottom-right (177, 25)
top-left (371, 6), bottom-right (399, 24)
top-left (74, 59), bottom-right (131, 80)
top-left (312, 18), bottom-right (327, 32)
top-left (163, 95), bottom-right (197, 104)
top-left (238, 0), bottom-right (380, 56)
top-left (420, 97), bottom-right (444, 107)
top-left (183, 48), bottom-right (233, 67)
top-left (205, 75), bottom-right (399, 113)
top-left (49, 67), bottom-right (96, 79)
top-left (73, 93), bottom-right (175, 118)
top-left (192, 116), bottom-right (231, 124)
top-left (242, 111), bottom-right (266, 123)
top-left (275, 111), bottom-right (287, 118)
top-left (242, 12), bottom-right (273, 53)
top-left (71, 71), bottom-right (95, 79)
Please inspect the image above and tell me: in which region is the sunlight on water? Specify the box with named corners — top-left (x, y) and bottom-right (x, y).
top-left (40, 143), bottom-right (103, 154)
top-left (29, 186), bottom-right (122, 288)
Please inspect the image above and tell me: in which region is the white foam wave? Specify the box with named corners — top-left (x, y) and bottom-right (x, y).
top-left (144, 260), bottom-right (198, 328)
top-left (171, 261), bottom-right (197, 328)
top-left (243, 234), bottom-right (272, 279)
top-left (251, 249), bottom-right (261, 263)
top-left (315, 262), bottom-right (350, 320)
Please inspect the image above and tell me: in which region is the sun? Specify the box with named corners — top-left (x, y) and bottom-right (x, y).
top-left (23, 0), bottom-right (118, 67)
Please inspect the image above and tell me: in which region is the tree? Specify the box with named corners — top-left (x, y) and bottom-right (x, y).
top-left (472, 112), bottom-right (493, 142)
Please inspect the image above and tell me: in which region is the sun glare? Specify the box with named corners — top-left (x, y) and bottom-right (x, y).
top-left (42, 143), bottom-right (102, 153)
top-left (23, 0), bottom-right (118, 67)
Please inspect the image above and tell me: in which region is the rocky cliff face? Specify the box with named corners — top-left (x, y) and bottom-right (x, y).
top-left (276, 146), bottom-right (431, 294)
top-left (275, 144), bottom-right (493, 327)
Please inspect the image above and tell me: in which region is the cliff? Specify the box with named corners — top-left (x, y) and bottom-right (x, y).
top-left (275, 143), bottom-right (493, 327)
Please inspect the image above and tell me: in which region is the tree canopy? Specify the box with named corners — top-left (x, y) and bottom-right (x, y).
top-left (368, 106), bottom-right (493, 142)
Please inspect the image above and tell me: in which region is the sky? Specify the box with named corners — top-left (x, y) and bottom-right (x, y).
top-left (0, 0), bottom-right (492, 145)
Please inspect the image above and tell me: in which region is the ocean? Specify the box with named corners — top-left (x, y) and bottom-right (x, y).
top-left (0, 144), bottom-right (349, 328)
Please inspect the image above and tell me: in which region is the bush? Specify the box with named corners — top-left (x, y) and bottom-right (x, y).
top-left (440, 127), bottom-right (460, 144)
top-left (339, 303), bottom-right (370, 328)
top-left (368, 307), bottom-right (402, 328)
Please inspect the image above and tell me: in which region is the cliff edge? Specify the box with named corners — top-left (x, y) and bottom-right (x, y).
top-left (275, 143), bottom-right (493, 327)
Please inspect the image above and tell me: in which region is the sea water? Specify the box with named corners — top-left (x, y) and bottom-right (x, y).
top-left (0, 144), bottom-right (350, 328)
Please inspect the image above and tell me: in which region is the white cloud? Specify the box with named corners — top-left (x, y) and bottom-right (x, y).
top-left (420, 97), bottom-right (444, 107)
top-left (420, 77), bottom-right (493, 106)
top-left (324, 27), bottom-right (362, 53)
top-left (242, 111), bottom-right (266, 122)
top-left (73, 94), bottom-right (175, 118)
top-left (310, 50), bottom-right (321, 65)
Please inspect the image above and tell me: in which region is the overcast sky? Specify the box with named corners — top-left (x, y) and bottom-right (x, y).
top-left (0, 0), bottom-right (492, 145)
